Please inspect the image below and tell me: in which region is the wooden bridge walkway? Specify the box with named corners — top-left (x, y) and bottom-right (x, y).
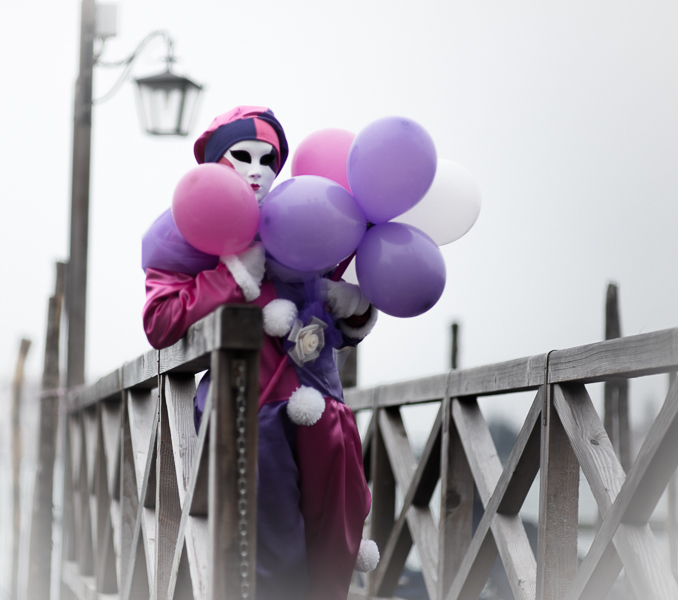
top-left (17, 304), bottom-right (678, 599)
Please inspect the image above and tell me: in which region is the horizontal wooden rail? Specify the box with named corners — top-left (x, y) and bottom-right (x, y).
top-left (346, 327), bottom-right (678, 411)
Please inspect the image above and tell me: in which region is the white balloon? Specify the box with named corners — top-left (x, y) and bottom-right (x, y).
top-left (393, 158), bottom-right (481, 245)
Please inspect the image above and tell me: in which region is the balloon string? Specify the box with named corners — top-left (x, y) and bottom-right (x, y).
top-left (331, 251), bottom-right (356, 282)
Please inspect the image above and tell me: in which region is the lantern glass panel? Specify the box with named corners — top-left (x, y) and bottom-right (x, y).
top-left (135, 72), bottom-right (202, 136)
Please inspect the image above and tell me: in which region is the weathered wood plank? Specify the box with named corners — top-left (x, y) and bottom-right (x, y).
top-left (76, 411), bottom-right (95, 577)
top-left (445, 530), bottom-right (498, 600)
top-left (368, 404), bottom-right (396, 597)
top-left (161, 305), bottom-right (263, 376)
top-left (155, 376), bottom-right (183, 600)
top-left (379, 408), bottom-right (417, 491)
top-left (122, 350), bottom-right (158, 390)
top-left (167, 380), bottom-right (214, 599)
top-left (447, 391), bottom-right (543, 600)
top-left (549, 327), bottom-right (678, 384)
top-left (345, 386), bottom-right (376, 413)
top-left (451, 398), bottom-right (536, 600)
top-left (536, 387), bottom-right (579, 600)
top-left (553, 384), bottom-right (623, 514)
top-left (438, 397), bottom-right (474, 600)
top-left (72, 368), bottom-right (123, 411)
top-left (377, 376), bottom-right (448, 410)
top-left (347, 588), bottom-right (408, 600)
top-left (83, 407), bottom-right (98, 495)
top-left (94, 405), bottom-right (117, 593)
top-left (406, 507), bottom-right (439, 597)
top-left (172, 542), bottom-right (196, 600)
top-left (164, 374), bottom-right (198, 506)
top-left (347, 328), bottom-right (678, 412)
top-left (412, 406), bottom-right (443, 507)
top-left (101, 398), bottom-right (122, 504)
top-left (371, 405), bottom-right (444, 597)
top-left (497, 390), bottom-right (543, 516)
top-left (347, 356), bottom-right (545, 410)
top-left (623, 374), bottom-right (678, 523)
top-left (25, 389), bottom-right (61, 599)
top-left (71, 306), bottom-right (263, 412)
top-left (208, 351), bottom-right (260, 600)
top-left (127, 389), bottom-right (158, 502)
top-left (189, 385), bottom-right (212, 518)
top-left (25, 264), bottom-right (64, 600)
top-left (62, 560), bottom-right (100, 600)
top-left (372, 513), bottom-right (413, 598)
top-left (123, 390), bottom-right (159, 596)
top-left (120, 394), bottom-right (140, 598)
top-left (556, 383), bottom-right (678, 600)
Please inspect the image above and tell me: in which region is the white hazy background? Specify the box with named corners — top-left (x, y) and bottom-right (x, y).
top-left (1, 0), bottom-right (678, 592)
top-left (1, 2), bottom-right (677, 441)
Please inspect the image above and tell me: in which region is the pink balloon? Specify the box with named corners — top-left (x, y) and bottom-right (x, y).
top-left (291, 128), bottom-right (355, 192)
top-left (172, 163), bottom-right (259, 256)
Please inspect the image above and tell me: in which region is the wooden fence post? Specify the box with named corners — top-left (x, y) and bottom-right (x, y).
top-left (208, 346), bottom-right (260, 599)
top-left (10, 338), bottom-right (31, 600)
top-left (536, 383), bottom-right (579, 600)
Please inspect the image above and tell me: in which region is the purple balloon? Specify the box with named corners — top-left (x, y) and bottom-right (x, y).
top-left (356, 222), bottom-right (446, 318)
top-left (259, 176), bottom-right (367, 272)
top-left (142, 208), bottom-right (219, 275)
top-left (347, 117), bottom-right (437, 224)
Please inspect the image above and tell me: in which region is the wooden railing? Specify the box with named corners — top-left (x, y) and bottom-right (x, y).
top-left (25, 302), bottom-right (678, 599)
top-left (58, 305), bottom-right (262, 600)
top-left (345, 327), bottom-right (678, 600)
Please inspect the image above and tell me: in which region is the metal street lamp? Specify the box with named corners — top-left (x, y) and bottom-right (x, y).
top-left (135, 70), bottom-right (202, 136)
top-left (66, 1), bottom-right (203, 387)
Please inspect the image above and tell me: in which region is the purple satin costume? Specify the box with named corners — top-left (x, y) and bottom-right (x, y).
top-left (143, 220), bottom-right (372, 600)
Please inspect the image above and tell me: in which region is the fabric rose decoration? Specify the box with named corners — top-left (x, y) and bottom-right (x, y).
top-left (287, 316), bottom-right (328, 367)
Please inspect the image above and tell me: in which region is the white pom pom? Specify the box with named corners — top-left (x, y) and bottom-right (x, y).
top-left (287, 386), bottom-right (325, 426)
top-left (354, 539), bottom-right (380, 573)
top-left (263, 299), bottom-right (298, 337)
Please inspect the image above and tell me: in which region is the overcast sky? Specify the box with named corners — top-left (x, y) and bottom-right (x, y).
top-left (2, 0), bottom-right (677, 431)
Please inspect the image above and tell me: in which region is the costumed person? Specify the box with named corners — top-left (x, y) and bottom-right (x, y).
top-left (142, 106), bottom-right (380, 600)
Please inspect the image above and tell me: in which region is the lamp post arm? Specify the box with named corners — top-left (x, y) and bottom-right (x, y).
top-left (94, 30), bottom-right (175, 104)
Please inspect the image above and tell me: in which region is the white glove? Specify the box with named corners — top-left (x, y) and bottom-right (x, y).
top-left (321, 279), bottom-right (370, 319)
top-left (221, 242), bottom-right (266, 301)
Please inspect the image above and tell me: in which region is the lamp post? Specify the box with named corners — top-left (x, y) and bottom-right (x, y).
top-left (66, 0), bottom-right (202, 387)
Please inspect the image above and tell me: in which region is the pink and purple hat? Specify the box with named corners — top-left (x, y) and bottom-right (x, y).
top-left (194, 105), bottom-right (289, 174)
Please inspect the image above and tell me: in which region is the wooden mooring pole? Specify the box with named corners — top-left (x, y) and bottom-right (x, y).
top-left (450, 322), bottom-right (459, 370)
top-left (24, 262), bottom-right (66, 600)
top-left (603, 283), bottom-right (630, 471)
top-left (11, 338), bottom-right (31, 600)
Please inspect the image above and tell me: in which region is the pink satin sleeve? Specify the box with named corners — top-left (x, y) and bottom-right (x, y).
top-left (296, 399), bottom-right (372, 600)
top-left (143, 264), bottom-right (246, 349)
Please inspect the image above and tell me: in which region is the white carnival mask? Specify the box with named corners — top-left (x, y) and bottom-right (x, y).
top-left (219, 140), bottom-right (277, 204)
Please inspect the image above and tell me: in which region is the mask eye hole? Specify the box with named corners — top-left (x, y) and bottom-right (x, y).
top-left (230, 150), bottom-right (251, 163)
top-left (260, 152), bottom-right (276, 167)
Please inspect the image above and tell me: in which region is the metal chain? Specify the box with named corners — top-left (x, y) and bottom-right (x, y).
top-left (233, 360), bottom-right (250, 599)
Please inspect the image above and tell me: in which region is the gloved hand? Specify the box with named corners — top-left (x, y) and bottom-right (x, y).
top-left (221, 242), bottom-right (266, 301)
top-left (321, 279), bottom-right (370, 319)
